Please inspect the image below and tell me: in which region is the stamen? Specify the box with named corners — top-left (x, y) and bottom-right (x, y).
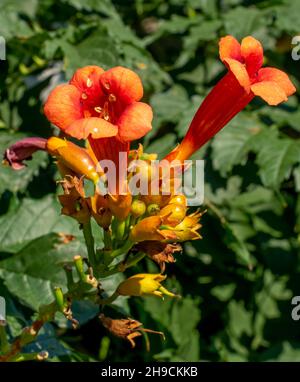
top-left (86, 78), bottom-right (92, 88)
top-left (81, 93), bottom-right (88, 100)
top-left (104, 82), bottom-right (110, 90)
top-left (94, 106), bottom-right (102, 113)
top-left (109, 94), bottom-right (116, 102)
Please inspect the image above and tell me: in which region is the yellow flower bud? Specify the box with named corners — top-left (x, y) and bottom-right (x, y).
top-left (47, 137), bottom-right (99, 183)
top-left (130, 199), bottom-right (146, 218)
top-left (159, 203), bottom-right (186, 226)
top-left (117, 273), bottom-right (177, 298)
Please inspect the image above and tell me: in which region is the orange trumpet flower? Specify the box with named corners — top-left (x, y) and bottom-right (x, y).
top-left (44, 66), bottom-right (153, 167)
top-left (164, 35), bottom-right (296, 162)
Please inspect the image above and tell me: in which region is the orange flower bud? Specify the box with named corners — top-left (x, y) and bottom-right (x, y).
top-left (169, 194), bottom-right (187, 207)
top-left (108, 193), bottom-right (132, 221)
top-left (117, 273), bottom-right (177, 298)
top-left (129, 216), bottom-right (176, 242)
top-left (88, 193), bottom-right (112, 229)
top-left (47, 137), bottom-right (99, 183)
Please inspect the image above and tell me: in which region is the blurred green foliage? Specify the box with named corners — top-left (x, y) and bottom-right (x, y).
top-left (1, 0), bottom-right (300, 361)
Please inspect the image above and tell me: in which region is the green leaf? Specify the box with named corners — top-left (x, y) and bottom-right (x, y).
top-left (0, 233), bottom-right (85, 310)
top-left (224, 222), bottom-right (252, 267)
top-left (0, 195), bottom-right (79, 253)
top-left (211, 113), bottom-right (263, 176)
top-left (255, 135), bottom-right (300, 189)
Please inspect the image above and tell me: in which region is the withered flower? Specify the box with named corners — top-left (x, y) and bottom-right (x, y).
top-left (136, 241), bottom-right (182, 272)
top-left (99, 313), bottom-right (164, 349)
top-left (58, 175), bottom-right (90, 224)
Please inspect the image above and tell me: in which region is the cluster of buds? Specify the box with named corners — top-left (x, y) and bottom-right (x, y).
top-left (2, 36), bottom-right (296, 350)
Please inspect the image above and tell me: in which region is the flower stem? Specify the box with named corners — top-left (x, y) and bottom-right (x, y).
top-left (82, 220), bottom-right (97, 266)
top-left (0, 325), bottom-right (9, 354)
top-left (110, 240), bottom-right (134, 259)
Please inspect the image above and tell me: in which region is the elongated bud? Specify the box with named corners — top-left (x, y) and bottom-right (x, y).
top-left (53, 287), bottom-right (65, 312)
top-left (129, 216), bottom-right (164, 242)
top-left (47, 137), bottom-right (99, 183)
top-left (117, 273), bottom-right (178, 298)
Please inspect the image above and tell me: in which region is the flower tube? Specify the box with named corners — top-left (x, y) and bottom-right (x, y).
top-left (164, 35), bottom-right (296, 162)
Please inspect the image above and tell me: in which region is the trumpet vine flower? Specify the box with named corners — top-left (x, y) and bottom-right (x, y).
top-left (164, 35), bottom-right (296, 162)
top-left (44, 66), bottom-right (153, 166)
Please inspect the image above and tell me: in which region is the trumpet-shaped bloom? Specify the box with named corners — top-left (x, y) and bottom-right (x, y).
top-left (164, 35), bottom-right (296, 162)
top-left (44, 66), bottom-right (152, 143)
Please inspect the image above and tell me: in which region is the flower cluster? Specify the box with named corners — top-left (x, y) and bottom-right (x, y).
top-left (3, 36), bottom-right (295, 349)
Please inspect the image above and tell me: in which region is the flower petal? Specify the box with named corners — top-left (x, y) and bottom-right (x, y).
top-left (117, 102), bottom-right (153, 142)
top-left (241, 36), bottom-right (263, 76)
top-left (100, 66), bottom-right (143, 104)
top-left (223, 58), bottom-right (251, 92)
top-left (219, 35), bottom-right (242, 62)
top-left (44, 84), bottom-right (82, 131)
top-left (70, 65), bottom-right (104, 100)
top-left (251, 81), bottom-right (288, 105)
top-left (257, 67), bottom-right (296, 96)
top-left (65, 117), bottom-right (118, 139)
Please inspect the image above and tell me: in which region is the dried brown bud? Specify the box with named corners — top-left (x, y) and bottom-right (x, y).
top-left (99, 314), bottom-right (164, 349)
top-left (136, 241), bottom-right (182, 272)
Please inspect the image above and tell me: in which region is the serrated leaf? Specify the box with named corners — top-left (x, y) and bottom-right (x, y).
top-left (255, 136), bottom-right (300, 189)
top-left (211, 114), bottom-right (263, 176)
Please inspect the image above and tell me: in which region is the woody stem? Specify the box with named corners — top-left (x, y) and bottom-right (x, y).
top-left (82, 220), bottom-right (97, 266)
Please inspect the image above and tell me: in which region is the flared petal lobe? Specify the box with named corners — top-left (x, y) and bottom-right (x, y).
top-left (219, 35), bottom-right (242, 62)
top-left (250, 81), bottom-right (288, 105)
top-left (65, 118), bottom-right (118, 140)
top-left (257, 67), bottom-right (296, 96)
top-left (44, 84), bottom-right (82, 131)
top-left (117, 102), bottom-right (153, 142)
top-left (100, 66), bottom-right (143, 104)
top-left (241, 36), bottom-right (263, 77)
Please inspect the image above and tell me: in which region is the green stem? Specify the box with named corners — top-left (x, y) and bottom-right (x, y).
top-left (110, 240), bottom-right (134, 259)
top-left (98, 292), bottom-right (119, 305)
top-left (103, 229), bottom-right (112, 250)
top-left (0, 325), bottom-right (9, 354)
top-left (123, 252), bottom-right (146, 269)
top-left (82, 220), bottom-right (97, 266)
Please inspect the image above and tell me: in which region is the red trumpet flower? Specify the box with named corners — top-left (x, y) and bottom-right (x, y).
top-left (164, 35), bottom-right (296, 162)
top-left (44, 65), bottom-right (153, 166)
